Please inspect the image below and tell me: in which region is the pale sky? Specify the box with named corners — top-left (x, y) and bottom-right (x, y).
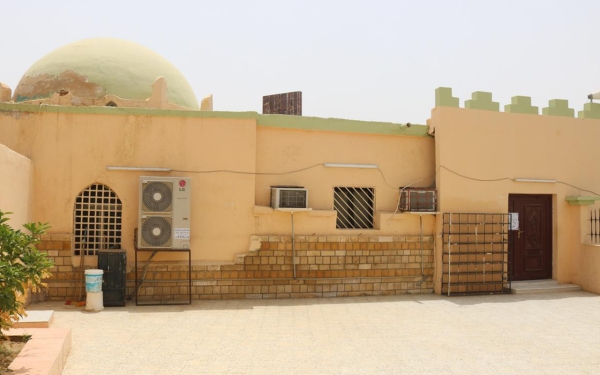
top-left (1, 0), bottom-right (598, 124)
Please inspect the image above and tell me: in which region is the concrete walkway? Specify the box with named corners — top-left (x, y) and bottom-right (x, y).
top-left (28, 291), bottom-right (600, 375)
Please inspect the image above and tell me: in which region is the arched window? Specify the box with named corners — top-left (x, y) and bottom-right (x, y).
top-left (73, 184), bottom-right (122, 255)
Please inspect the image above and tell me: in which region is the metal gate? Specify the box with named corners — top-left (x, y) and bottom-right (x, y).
top-left (442, 213), bottom-right (511, 296)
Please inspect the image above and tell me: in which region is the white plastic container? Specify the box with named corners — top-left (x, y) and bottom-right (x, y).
top-left (85, 291), bottom-right (104, 311)
top-left (85, 269), bottom-right (103, 293)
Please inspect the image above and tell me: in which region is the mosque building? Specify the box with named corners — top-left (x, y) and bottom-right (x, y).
top-left (1, 38), bottom-right (599, 303)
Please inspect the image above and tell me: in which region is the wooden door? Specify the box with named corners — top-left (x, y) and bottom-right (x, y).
top-left (509, 194), bottom-right (552, 281)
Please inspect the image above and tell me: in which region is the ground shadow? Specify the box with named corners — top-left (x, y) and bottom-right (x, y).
top-left (25, 289), bottom-right (600, 315)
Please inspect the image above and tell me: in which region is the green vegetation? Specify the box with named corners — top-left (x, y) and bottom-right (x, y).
top-left (0, 210), bottom-right (53, 335)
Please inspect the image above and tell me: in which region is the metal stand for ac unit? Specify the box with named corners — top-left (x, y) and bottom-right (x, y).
top-left (134, 247), bottom-right (192, 306)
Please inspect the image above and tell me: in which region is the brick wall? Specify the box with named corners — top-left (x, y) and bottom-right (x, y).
top-left (36, 233), bottom-right (76, 300)
top-left (37, 234), bottom-right (434, 302)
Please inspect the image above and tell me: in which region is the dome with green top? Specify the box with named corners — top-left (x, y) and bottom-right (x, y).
top-left (13, 38), bottom-right (199, 109)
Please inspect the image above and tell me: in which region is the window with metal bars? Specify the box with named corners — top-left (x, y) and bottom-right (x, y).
top-left (73, 184), bottom-right (122, 256)
top-left (334, 187), bottom-right (375, 229)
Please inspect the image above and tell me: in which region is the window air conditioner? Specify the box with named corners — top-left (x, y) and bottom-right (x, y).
top-left (270, 187), bottom-right (308, 209)
top-left (399, 188), bottom-right (436, 212)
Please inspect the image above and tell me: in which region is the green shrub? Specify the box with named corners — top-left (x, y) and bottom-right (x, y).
top-left (0, 211), bottom-right (53, 335)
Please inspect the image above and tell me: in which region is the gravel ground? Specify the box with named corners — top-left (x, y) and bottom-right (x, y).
top-left (29, 291), bottom-right (600, 375)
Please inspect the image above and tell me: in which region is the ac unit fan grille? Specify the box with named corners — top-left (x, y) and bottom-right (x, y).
top-left (279, 190), bottom-right (307, 208)
top-left (142, 181), bottom-right (173, 212)
top-left (141, 216), bottom-right (173, 248)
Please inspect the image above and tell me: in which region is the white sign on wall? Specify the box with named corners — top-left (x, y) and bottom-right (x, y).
top-left (509, 213), bottom-right (519, 231)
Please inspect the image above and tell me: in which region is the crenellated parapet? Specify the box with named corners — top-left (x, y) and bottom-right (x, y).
top-left (542, 99), bottom-right (574, 117)
top-left (578, 102), bottom-right (600, 119)
top-left (465, 91), bottom-right (500, 112)
top-left (434, 87), bottom-right (600, 119)
top-left (504, 96), bottom-right (538, 114)
top-left (435, 87), bottom-right (459, 108)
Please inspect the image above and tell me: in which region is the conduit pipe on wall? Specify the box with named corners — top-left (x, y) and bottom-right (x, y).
top-left (291, 212), bottom-right (296, 279)
top-left (106, 166), bottom-right (172, 172)
top-left (420, 215), bottom-right (424, 277)
top-left (323, 163), bottom-right (378, 169)
top-left (512, 178), bottom-right (556, 183)
top-left (275, 208), bottom-right (312, 279)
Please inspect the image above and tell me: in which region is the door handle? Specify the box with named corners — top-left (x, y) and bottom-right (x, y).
top-left (518, 230), bottom-right (524, 238)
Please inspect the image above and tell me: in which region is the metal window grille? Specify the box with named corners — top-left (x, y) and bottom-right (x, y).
top-left (399, 188), bottom-right (436, 212)
top-left (589, 209), bottom-right (600, 244)
top-left (334, 187), bottom-right (374, 229)
top-left (73, 184), bottom-right (122, 256)
top-left (442, 213), bottom-right (511, 295)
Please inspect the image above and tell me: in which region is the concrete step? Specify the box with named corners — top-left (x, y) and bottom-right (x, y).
top-left (12, 310), bottom-right (54, 328)
top-left (511, 279), bottom-right (581, 295)
top-left (5, 327), bottom-right (71, 375)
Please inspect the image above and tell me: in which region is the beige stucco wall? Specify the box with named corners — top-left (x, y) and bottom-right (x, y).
top-left (254, 126), bottom-right (436, 236)
top-left (0, 143), bottom-right (34, 228)
top-left (0, 108), bottom-right (435, 266)
top-left (0, 110), bottom-right (257, 263)
top-left (430, 106), bottom-right (600, 294)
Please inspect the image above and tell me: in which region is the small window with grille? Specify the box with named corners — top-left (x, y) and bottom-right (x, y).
top-left (73, 184), bottom-right (122, 255)
top-left (334, 187), bottom-right (375, 229)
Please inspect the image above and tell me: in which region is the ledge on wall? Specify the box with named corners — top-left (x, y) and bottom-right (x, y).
top-left (380, 211), bottom-right (439, 220)
top-left (253, 205), bottom-right (335, 217)
top-left (565, 196), bottom-right (600, 206)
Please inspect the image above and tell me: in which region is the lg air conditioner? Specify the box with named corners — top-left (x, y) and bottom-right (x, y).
top-left (399, 188), bottom-right (436, 212)
top-left (270, 187), bottom-right (308, 209)
top-left (138, 176), bottom-right (191, 249)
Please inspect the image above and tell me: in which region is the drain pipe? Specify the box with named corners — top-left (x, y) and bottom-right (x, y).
top-left (291, 212), bottom-right (296, 279)
top-left (279, 208), bottom-right (311, 279)
top-left (448, 213), bottom-right (452, 297)
top-left (420, 215), bottom-right (424, 276)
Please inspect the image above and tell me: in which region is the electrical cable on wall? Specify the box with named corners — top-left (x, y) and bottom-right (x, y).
top-left (168, 161), bottom-right (598, 201)
top-left (172, 163), bottom-right (323, 176)
top-left (439, 165), bottom-right (600, 196)
top-left (439, 165), bottom-right (511, 182)
top-left (172, 163), bottom-right (436, 191)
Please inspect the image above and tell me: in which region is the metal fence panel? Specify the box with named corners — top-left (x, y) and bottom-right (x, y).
top-left (442, 213), bottom-right (511, 296)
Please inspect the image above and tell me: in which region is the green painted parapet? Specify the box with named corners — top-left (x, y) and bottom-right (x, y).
top-left (578, 102), bottom-right (600, 119)
top-left (542, 99), bottom-right (574, 117)
top-left (435, 87), bottom-right (459, 108)
top-left (464, 91), bottom-right (499, 111)
top-left (504, 96), bottom-right (538, 114)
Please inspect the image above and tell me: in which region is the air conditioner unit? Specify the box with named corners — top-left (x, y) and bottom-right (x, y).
top-left (399, 188), bottom-right (436, 212)
top-left (270, 187), bottom-right (308, 209)
top-left (138, 176), bottom-right (191, 249)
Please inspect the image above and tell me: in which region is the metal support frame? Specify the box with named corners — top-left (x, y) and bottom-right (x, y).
top-left (442, 213), bottom-right (511, 296)
top-left (291, 212), bottom-right (296, 279)
top-left (590, 209), bottom-right (600, 244)
top-left (135, 247), bottom-right (192, 306)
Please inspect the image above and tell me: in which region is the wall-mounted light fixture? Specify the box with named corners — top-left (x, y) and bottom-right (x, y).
top-left (513, 178), bottom-right (556, 183)
top-left (323, 163), bottom-right (378, 169)
top-left (106, 166), bottom-right (172, 172)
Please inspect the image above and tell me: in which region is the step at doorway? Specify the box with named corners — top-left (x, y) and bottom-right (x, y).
top-left (510, 279), bottom-right (581, 294)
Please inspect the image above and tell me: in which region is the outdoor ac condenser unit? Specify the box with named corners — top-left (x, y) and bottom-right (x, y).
top-left (138, 176), bottom-right (191, 249)
top-left (399, 188), bottom-right (436, 212)
top-left (270, 187), bottom-right (308, 209)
